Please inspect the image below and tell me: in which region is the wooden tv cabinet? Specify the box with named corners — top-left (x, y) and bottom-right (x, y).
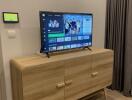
top-left (10, 48), bottom-right (113, 100)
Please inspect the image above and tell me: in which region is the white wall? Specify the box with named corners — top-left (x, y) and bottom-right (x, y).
top-left (0, 0), bottom-right (106, 100)
top-left (0, 29), bottom-right (6, 100)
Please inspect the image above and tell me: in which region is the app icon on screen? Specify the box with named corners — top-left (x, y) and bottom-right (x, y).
top-left (42, 14), bottom-right (45, 16)
top-left (72, 36), bottom-right (78, 41)
top-left (65, 37), bottom-right (71, 41)
top-left (48, 20), bottom-right (60, 28)
top-left (78, 36), bottom-right (84, 40)
top-left (83, 43), bottom-right (89, 46)
top-left (64, 45), bottom-right (71, 49)
top-left (49, 38), bottom-right (57, 43)
top-left (71, 44), bottom-right (77, 48)
top-left (77, 44), bottom-right (82, 47)
top-left (89, 42), bottom-right (92, 45)
top-left (57, 38), bottom-right (64, 42)
top-left (49, 47), bottom-right (56, 51)
top-left (57, 46), bottom-right (64, 50)
top-left (84, 36), bottom-right (90, 39)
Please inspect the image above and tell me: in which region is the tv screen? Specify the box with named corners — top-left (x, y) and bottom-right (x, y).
top-left (40, 11), bottom-right (93, 53)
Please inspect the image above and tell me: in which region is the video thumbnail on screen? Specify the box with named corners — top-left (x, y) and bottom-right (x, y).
top-left (64, 15), bottom-right (83, 35)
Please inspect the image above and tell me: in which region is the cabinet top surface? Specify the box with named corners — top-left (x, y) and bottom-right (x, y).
top-left (10, 48), bottom-right (113, 70)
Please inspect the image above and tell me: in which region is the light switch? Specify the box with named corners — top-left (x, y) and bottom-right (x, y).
top-left (7, 30), bottom-right (16, 39)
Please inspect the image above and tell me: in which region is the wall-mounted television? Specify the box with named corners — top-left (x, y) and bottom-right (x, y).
top-left (40, 11), bottom-right (93, 54)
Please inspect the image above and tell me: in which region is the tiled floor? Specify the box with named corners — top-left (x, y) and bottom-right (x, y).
top-left (81, 89), bottom-right (132, 100)
top-left (106, 89), bottom-right (132, 100)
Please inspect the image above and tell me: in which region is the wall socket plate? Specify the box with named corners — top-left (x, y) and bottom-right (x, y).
top-left (7, 30), bottom-right (16, 39)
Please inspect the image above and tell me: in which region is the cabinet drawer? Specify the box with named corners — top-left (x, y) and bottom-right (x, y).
top-left (22, 61), bottom-right (65, 100)
top-left (91, 51), bottom-right (113, 89)
top-left (64, 56), bottom-right (92, 100)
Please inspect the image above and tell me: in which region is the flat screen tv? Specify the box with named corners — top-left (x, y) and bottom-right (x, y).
top-left (40, 11), bottom-right (93, 54)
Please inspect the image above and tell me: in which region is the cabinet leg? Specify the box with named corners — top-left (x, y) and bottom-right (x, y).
top-left (103, 89), bottom-right (107, 100)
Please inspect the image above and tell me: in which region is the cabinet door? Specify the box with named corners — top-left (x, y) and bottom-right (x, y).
top-left (91, 51), bottom-right (113, 90)
top-left (22, 61), bottom-right (65, 100)
top-left (64, 56), bottom-right (92, 100)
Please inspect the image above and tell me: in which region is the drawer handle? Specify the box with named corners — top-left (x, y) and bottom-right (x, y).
top-left (91, 72), bottom-right (99, 77)
top-left (65, 80), bottom-right (73, 85)
top-left (56, 82), bottom-right (65, 88)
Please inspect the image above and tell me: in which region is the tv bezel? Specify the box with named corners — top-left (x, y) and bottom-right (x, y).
top-left (40, 11), bottom-right (93, 53)
top-left (2, 12), bottom-right (19, 23)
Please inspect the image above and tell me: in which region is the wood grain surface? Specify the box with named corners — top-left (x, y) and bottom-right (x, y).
top-left (10, 48), bottom-right (113, 100)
